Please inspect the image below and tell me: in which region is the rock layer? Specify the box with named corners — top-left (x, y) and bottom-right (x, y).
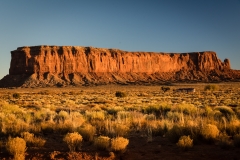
top-left (0, 45), bottom-right (239, 87)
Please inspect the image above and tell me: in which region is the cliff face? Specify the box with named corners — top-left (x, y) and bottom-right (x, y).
top-left (0, 45), bottom-right (239, 87)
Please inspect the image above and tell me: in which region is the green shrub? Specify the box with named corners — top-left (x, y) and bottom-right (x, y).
top-left (6, 137), bottom-right (26, 160)
top-left (176, 135), bottom-right (193, 150)
top-left (12, 93), bottom-right (20, 99)
top-left (201, 124), bottom-right (219, 142)
top-left (204, 84), bottom-right (219, 91)
top-left (110, 137), bottom-right (129, 152)
top-left (94, 136), bottom-right (110, 150)
top-left (115, 91), bottom-right (127, 98)
top-left (63, 132), bottom-right (83, 152)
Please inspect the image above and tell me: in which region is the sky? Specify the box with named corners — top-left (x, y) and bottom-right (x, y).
top-left (0, 0), bottom-right (239, 79)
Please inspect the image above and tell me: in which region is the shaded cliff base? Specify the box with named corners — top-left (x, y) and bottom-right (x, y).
top-left (1, 70), bottom-right (240, 88)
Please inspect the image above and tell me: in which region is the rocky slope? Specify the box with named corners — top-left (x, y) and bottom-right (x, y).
top-left (0, 45), bottom-right (239, 87)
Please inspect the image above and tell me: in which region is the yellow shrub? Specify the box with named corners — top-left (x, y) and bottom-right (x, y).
top-left (63, 132), bottom-right (83, 152)
top-left (21, 131), bottom-right (34, 143)
top-left (201, 124), bottom-right (219, 142)
top-left (113, 123), bottom-right (130, 137)
top-left (6, 137), bottom-right (26, 160)
top-left (21, 131), bottom-right (46, 147)
top-left (176, 135), bottom-right (193, 150)
top-left (77, 123), bottom-right (96, 142)
top-left (85, 110), bottom-right (106, 120)
top-left (94, 136), bottom-right (110, 150)
top-left (110, 137), bottom-right (129, 152)
top-left (58, 110), bottom-right (69, 121)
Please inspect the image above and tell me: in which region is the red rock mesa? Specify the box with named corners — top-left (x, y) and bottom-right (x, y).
top-left (0, 45), bottom-right (239, 87)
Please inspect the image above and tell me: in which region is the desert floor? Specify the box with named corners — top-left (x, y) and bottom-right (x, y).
top-left (0, 82), bottom-right (240, 160)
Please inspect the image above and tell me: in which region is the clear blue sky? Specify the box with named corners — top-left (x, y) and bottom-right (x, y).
top-left (0, 0), bottom-right (239, 79)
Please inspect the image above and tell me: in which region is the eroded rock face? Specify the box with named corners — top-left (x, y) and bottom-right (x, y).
top-left (0, 45), bottom-right (239, 87)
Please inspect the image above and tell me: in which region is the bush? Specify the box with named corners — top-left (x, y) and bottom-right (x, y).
top-left (176, 135), bottom-right (193, 150)
top-left (204, 84), bottom-right (219, 91)
top-left (63, 132), bottom-right (83, 152)
top-left (50, 151), bottom-right (61, 159)
top-left (115, 91), bottom-right (127, 98)
top-left (144, 103), bottom-right (171, 117)
top-left (21, 132), bottom-right (46, 147)
top-left (113, 123), bottom-right (130, 137)
top-left (21, 132), bottom-right (34, 145)
top-left (166, 125), bottom-right (185, 143)
top-left (110, 137), bottom-right (129, 152)
top-left (85, 110), bottom-right (106, 121)
top-left (77, 123), bottom-right (96, 142)
top-left (6, 137), bottom-right (26, 160)
top-left (218, 133), bottom-right (233, 149)
top-left (214, 106), bottom-right (235, 120)
top-left (12, 93), bottom-right (20, 99)
top-left (161, 86), bottom-right (170, 93)
top-left (201, 124), bottom-right (219, 142)
top-left (58, 110), bottom-right (69, 121)
top-left (94, 136), bottom-right (111, 150)
top-left (173, 104), bottom-right (198, 115)
top-left (144, 105), bottom-right (161, 117)
top-left (159, 103), bottom-right (171, 116)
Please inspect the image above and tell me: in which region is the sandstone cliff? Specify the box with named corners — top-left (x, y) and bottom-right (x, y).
top-left (0, 45), bottom-right (239, 87)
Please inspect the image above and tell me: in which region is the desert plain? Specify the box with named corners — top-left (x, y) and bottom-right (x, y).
top-left (0, 83), bottom-right (240, 159)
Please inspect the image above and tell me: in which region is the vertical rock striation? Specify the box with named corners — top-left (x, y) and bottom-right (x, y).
top-left (0, 45), bottom-right (239, 87)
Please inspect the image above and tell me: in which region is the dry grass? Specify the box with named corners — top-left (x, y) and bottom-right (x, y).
top-left (21, 131), bottom-right (46, 147)
top-left (0, 83), bottom-right (239, 158)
